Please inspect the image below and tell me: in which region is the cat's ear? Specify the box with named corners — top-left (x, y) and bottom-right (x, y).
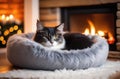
top-left (57, 23), bottom-right (64, 32)
top-left (36, 20), bottom-right (43, 31)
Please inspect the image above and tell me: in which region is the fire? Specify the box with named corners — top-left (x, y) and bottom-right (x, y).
top-left (97, 31), bottom-right (105, 37)
top-left (83, 20), bottom-right (115, 44)
top-left (83, 20), bottom-right (96, 35)
top-left (88, 20), bottom-right (96, 35)
top-left (84, 28), bottom-right (89, 35)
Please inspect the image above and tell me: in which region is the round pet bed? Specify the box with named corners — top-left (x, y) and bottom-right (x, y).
top-left (7, 33), bottom-right (109, 70)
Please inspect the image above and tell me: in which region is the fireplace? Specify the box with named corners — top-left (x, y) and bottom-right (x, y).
top-left (60, 3), bottom-right (117, 51)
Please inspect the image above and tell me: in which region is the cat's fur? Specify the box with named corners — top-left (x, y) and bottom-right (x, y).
top-left (64, 33), bottom-right (93, 50)
top-left (33, 20), bottom-right (93, 50)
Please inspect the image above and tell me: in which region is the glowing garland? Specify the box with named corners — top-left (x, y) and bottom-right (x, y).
top-left (0, 20), bottom-right (23, 48)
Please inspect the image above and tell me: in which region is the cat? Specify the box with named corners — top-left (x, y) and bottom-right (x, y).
top-left (63, 33), bottom-right (94, 50)
top-left (33, 20), bottom-right (65, 50)
top-left (33, 20), bottom-right (93, 50)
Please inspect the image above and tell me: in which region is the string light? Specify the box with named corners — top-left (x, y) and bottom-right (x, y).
top-left (6, 16), bottom-right (10, 21)
top-left (4, 30), bottom-right (9, 36)
top-left (0, 14), bottom-right (14, 22)
top-left (2, 40), bottom-right (6, 45)
top-left (0, 14), bottom-right (23, 47)
top-left (1, 14), bottom-right (5, 20)
top-left (0, 36), bottom-right (4, 41)
top-left (9, 27), bottom-right (14, 32)
top-left (9, 14), bottom-right (14, 20)
top-left (17, 29), bottom-right (22, 34)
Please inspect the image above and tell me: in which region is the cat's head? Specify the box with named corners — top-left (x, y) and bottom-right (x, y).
top-left (35, 20), bottom-right (65, 48)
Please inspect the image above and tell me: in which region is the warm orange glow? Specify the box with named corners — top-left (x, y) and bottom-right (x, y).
top-left (88, 20), bottom-right (96, 35)
top-left (0, 36), bottom-right (4, 41)
top-left (84, 28), bottom-right (90, 35)
top-left (84, 20), bottom-right (96, 35)
top-left (108, 37), bottom-right (115, 44)
top-left (4, 30), bottom-right (9, 36)
top-left (0, 14), bottom-right (14, 22)
top-left (17, 29), bottom-right (22, 34)
top-left (83, 20), bottom-right (115, 44)
top-left (2, 40), bottom-right (6, 45)
top-left (1, 14), bottom-right (5, 20)
top-left (0, 0), bottom-right (24, 21)
top-left (97, 31), bottom-right (105, 37)
top-left (9, 14), bottom-right (14, 21)
top-left (108, 33), bottom-right (115, 44)
top-left (9, 27), bottom-right (14, 32)
top-left (0, 66), bottom-right (11, 73)
top-left (6, 16), bottom-right (10, 21)
top-left (14, 25), bottom-right (18, 30)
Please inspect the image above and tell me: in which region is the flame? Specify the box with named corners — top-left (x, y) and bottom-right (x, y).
top-left (83, 20), bottom-right (115, 44)
top-left (84, 20), bottom-right (96, 35)
top-left (84, 28), bottom-right (89, 35)
top-left (97, 30), bottom-right (105, 36)
top-left (88, 20), bottom-right (95, 35)
top-left (108, 33), bottom-right (115, 44)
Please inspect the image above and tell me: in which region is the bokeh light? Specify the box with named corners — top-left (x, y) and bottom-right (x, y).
top-left (17, 29), bottom-right (22, 34)
top-left (4, 30), bottom-right (9, 36)
top-left (2, 40), bottom-right (6, 45)
top-left (14, 25), bottom-right (18, 30)
top-left (9, 27), bottom-right (14, 32)
top-left (0, 36), bottom-right (4, 41)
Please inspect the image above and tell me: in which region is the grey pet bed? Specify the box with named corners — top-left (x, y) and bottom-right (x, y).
top-left (7, 33), bottom-right (109, 70)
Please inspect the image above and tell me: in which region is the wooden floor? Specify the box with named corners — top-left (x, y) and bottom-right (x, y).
top-left (0, 48), bottom-right (120, 79)
top-left (0, 50), bottom-right (13, 73)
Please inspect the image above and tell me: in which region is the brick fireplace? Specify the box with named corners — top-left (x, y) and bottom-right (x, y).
top-left (40, 0), bottom-right (120, 51)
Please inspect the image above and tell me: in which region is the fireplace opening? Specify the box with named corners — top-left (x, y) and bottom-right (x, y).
top-left (61, 3), bottom-right (117, 51)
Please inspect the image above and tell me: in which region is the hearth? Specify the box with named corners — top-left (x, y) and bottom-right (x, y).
top-left (61, 3), bottom-right (117, 51)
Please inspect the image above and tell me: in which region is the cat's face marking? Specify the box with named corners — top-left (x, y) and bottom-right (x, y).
top-left (35, 20), bottom-right (65, 49)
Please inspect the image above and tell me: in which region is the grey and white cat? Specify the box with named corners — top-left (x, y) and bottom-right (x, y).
top-left (33, 20), bottom-right (65, 50)
top-left (33, 20), bottom-right (93, 50)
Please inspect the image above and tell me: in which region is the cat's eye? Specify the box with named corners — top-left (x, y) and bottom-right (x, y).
top-left (54, 34), bottom-right (61, 41)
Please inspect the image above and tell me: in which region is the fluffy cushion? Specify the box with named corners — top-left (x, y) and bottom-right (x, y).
top-left (7, 33), bottom-right (109, 70)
